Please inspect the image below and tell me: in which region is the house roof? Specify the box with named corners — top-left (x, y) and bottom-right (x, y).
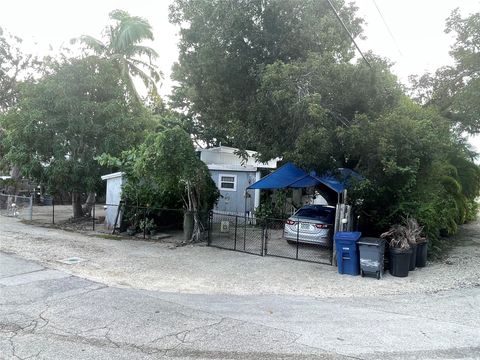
top-left (199, 146), bottom-right (279, 169)
top-left (101, 172), bottom-right (124, 181)
top-left (207, 164), bottom-right (258, 172)
top-left (200, 146), bottom-right (258, 157)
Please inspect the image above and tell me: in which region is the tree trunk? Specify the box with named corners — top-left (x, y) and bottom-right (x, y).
top-left (72, 192), bottom-right (84, 218)
top-left (6, 165), bottom-right (21, 195)
top-left (83, 192), bottom-right (96, 217)
top-left (183, 211), bottom-right (194, 241)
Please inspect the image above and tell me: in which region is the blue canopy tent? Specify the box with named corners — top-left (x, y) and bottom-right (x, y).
top-left (245, 163), bottom-right (363, 266)
top-left (246, 163), bottom-right (309, 190)
top-left (246, 162), bottom-right (351, 205)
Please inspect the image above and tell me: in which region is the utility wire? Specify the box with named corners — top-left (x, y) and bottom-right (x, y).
top-left (325, 0), bottom-right (371, 68)
top-left (372, 0), bottom-right (403, 56)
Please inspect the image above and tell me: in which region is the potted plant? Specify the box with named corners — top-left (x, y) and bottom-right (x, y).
top-left (402, 217), bottom-right (428, 269)
top-left (139, 218), bottom-right (156, 236)
top-left (125, 211), bottom-right (139, 236)
top-left (381, 224), bottom-right (412, 277)
top-left (413, 222), bottom-right (428, 268)
top-left (403, 217), bottom-right (423, 271)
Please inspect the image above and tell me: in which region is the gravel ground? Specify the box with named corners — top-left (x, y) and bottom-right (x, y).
top-left (0, 215), bottom-right (479, 298)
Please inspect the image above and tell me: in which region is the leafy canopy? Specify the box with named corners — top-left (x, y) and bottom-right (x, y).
top-left (410, 9), bottom-right (480, 133)
top-left (0, 27), bottom-right (35, 113)
top-left (98, 126), bottom-right (218, 211)
top-left (1, 56), bottom-right (152, 197)
top-left (169, 0), bottom-right (364, 147)
top-left (72, 9), bottom-right (161, 101)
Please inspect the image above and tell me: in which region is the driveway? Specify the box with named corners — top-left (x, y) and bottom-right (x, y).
top-left (0, 216), bottom-right (479, 297)
top-left (1, 252), bottom-right (479, 359)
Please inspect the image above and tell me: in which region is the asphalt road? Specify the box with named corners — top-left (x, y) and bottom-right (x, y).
top-left (1, 252), bottom-right (479, 360)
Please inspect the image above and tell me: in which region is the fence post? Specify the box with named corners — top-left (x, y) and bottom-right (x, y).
top-left (207, 211), bottom-right (212, 246)
top-left (296, 220), bottom-right (299, 260)
top-left (234, 215), bottom-right (238, 250)
top-left (143, 207), bottom-right (147, 239)
top-left (243, 213), bottom-right (247, 251)
top-left (29, 195), bottom-right (33, 221)
top-left (261, 219), bottom-right (267, 256)
top-left (52, 198), bottom-right (55, 224)
top-left (92, 200), bottom-right (96, 231)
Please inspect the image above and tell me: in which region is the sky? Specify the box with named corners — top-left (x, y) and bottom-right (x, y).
top-left (1, 0), bottom-right (479, 152)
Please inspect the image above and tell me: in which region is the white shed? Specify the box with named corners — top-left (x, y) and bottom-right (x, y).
top-left (101, 172), bottom-right (124, 230)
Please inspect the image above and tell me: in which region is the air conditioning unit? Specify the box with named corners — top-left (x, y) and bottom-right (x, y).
top-left (220, 221), bottom-right (230, 232)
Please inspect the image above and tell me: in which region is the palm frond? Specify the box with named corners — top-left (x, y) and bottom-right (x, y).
top-left (128, 58), bottom-right (162, 82)
top-left (128, 45), bottom-right (159, 60)
top-left (70, 35), bottom-right (107, 55)
top-left (109, 9), bottom-right (154, 53)
top-left (129, 63), bottom-right (155, 89)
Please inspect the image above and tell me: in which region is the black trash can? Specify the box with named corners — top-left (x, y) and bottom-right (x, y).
top-left (389, 247), bottom-right (412, 277)
top-left (416, 242), bottom-right (428, 267)
top-left (358, 237), bottom-right (386, 280)
top-left (409, 243), bottom-right (417, 271)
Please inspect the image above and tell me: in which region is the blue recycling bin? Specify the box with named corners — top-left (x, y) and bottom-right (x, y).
top-left (335, 231), bottom-right (362, 276)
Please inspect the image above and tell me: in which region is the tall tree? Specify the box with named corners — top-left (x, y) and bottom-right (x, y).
top-left (0, 27), bottom-right (37, 193)
top-left (1, 57), bottom-right (151, 217)
top-left (250, 54), bottom-right (402, 163)
top-left (0, 27), bottom-right (34, 113)
top-left (98, 126), bottom-right (219, 242)
top-left (72, 9), bottom-right (161, 101)
top-left (169, 0), bottom-right (364, 148)
top-left (410, 9), bottom-right (480, 133)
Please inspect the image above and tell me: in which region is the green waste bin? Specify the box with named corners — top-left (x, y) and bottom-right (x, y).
top-left (358, 237), bottom-right (385, 280)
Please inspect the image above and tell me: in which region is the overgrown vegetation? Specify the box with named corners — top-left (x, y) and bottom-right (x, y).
top-left (169, 1), bottom-right (480, 253)
top-left (98, 126), bottom-right (219, 241)
top-left (0, 4), bottom-right (478, 253)
top-left (1, 57), bottom-right (153, 217)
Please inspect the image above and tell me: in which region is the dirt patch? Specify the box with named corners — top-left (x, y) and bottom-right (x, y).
top-left (25, 207), bottom-right (190, 246)
top-left (1, 214), bottom-right (479, 297)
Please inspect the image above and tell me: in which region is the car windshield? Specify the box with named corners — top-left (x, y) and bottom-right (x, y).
top-left (295, 207), bottom-right (333, 221)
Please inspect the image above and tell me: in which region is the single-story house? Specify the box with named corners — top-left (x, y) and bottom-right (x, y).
top-left (198, 146), bottom-right (279, 216)
top-left (100, 146), bottom-right (279, 224)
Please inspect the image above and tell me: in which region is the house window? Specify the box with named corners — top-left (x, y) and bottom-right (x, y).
top-left (219, 174), bottom-right (237, 191)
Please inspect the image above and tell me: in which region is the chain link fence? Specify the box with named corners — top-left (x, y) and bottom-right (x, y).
top-left (101, 203), bottom-right (209, 241)
top-left (208, 211), bottom-right (333, 265)
top-left (1, 194), bottom-right (207, 242)
top-left (0, 194), bottom-right (33, 220)
top-left (208, 212), bottom-right (265, 255)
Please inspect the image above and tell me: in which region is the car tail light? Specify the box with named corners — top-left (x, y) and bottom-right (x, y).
top-left (315, 224), bottom-right (328, 229)
top-left (286, 219), bottom-right (297, 225)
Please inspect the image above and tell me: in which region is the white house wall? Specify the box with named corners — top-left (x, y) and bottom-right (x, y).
top-left (210, 170), bottom-right (257, 215)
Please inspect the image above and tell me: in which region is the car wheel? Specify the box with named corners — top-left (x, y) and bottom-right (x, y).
top-left (286, 240), bottom-right (297, 245)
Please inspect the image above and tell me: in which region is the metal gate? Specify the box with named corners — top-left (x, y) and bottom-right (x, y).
top-left (0, 194), bottom-right (33, 220)
top-left (208, 211), bottom-right (332, 265)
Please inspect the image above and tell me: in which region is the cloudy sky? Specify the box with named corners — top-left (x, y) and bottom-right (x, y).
top-left (1, 0), bottom-right (479, 151)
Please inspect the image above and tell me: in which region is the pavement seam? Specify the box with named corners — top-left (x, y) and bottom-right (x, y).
top-left (133, 290), bottom-right (339, 356)
top-left (321, 301), bottom-right (480, 330)
top-left (0, 268), bottom-right (46, 280)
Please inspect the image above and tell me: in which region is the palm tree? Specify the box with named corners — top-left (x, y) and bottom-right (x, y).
top-left (72, 9), bottom-right (161, 101)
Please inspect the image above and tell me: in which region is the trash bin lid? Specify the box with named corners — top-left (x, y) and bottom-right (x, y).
top-left (334, 231), bottom-right (362, 242)
top-left (358, 237), bottom-right (385, 246)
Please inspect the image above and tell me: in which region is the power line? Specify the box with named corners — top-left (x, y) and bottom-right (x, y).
top-left (325, 0), bottom-right (371, 68)
top-left (372, 0), bottom-right (403, 56)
